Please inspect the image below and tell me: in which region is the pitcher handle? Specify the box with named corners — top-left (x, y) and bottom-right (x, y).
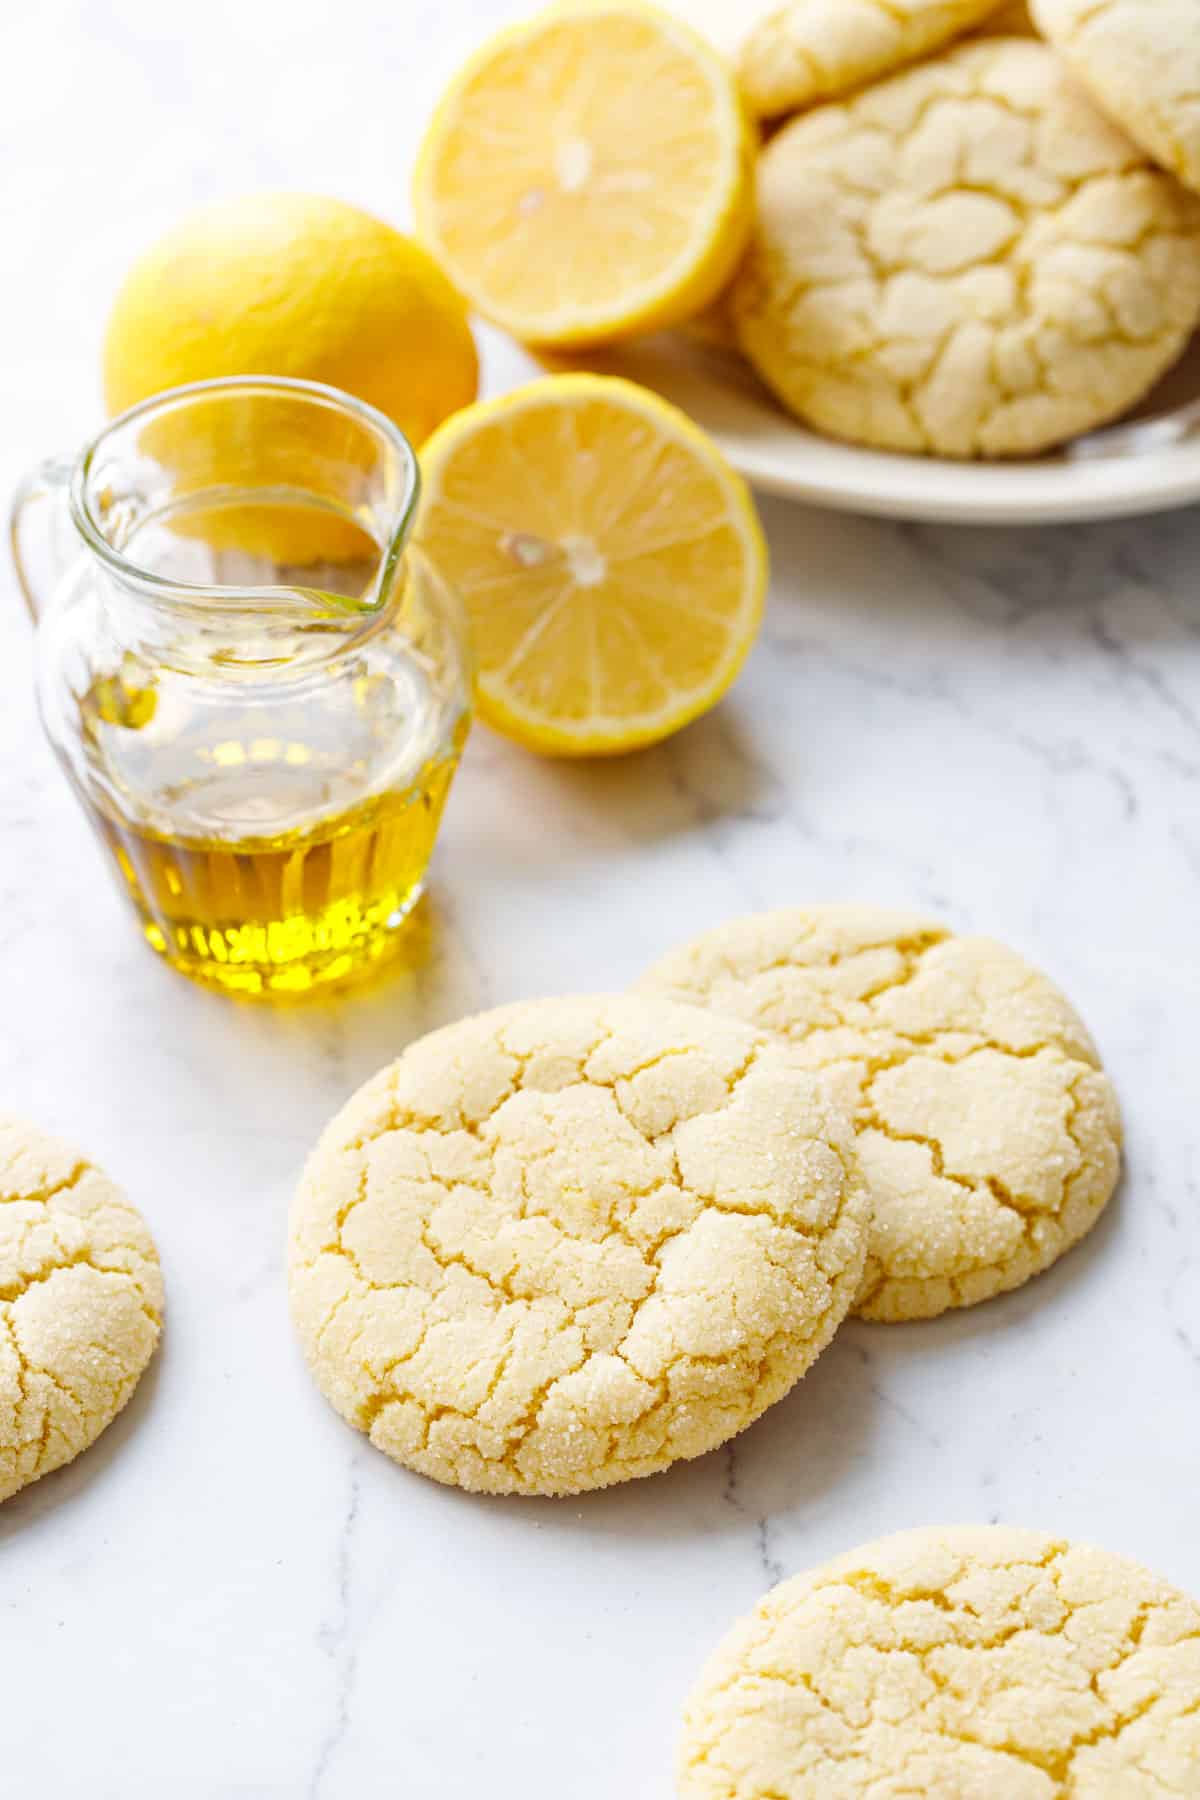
top-left (9, 456), bottom-right (74, 623)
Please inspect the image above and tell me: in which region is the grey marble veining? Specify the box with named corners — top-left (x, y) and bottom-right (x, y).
top-left (3, 2), bottom-right (1200, 1795)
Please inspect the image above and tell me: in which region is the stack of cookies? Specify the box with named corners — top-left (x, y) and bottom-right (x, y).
top-left (286, 904), bottom-right (1122, 1498)
top-left (697, 0), bottom-right (1200, 458)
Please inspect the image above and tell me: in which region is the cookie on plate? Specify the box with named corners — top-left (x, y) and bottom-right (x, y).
top-left (678, 1525), bottom-right (1200, 1796)
top-left (731, 38), bottom-right (1200, 457)
top-left (641, 905), bottom-right (1121, 1321)
top-left (739, 0), bottom-right (1007, 119)
top-left (0, 1115), bottom-right (163, 1502)
top-left (1033, 0), bottom-right (1200, 194)
top-left (288, 994), bottom-right (868, 1496)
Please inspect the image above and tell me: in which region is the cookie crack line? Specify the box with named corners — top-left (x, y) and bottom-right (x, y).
top-left (0, 1157), bottom-right (91, 1210)
top-left (859, 1096), bottom-right (1046, 1222)
top-left (0, 1251), bottom-right (157, 1309)
top-left (689, 927), bottom-right (946, 997)
top-left (803, 1030), bottom-right (1099, 1076)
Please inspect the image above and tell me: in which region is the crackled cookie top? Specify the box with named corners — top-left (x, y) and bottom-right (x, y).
top-left (1034, 0), bottom-right (1200, 194)
top-left (641, 905), bottom-right (1121, 1321)
top-left (0, 1116), bottom-right (163, 1502)
top-left (739, 0), bottom-right (1005, 118)
top-left (731, 38), bottom-right (1200, 458)
top-left (679, 1526), bottom-right (1200, 1797)
top-left (288, 994), bottom-right (868, 1497)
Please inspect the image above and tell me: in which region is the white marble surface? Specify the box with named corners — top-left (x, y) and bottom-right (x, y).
top-left (4, 2), bottom-right (1200, 1795)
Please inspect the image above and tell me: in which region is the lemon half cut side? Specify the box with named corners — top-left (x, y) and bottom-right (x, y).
top-left (415, 374), bottom-right (768, 757)
top-left (413, 3), bottom-right (755, 347)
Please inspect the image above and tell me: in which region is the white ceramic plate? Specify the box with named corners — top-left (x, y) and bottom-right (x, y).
top-left (490, 330), bottom-right (1200, 527)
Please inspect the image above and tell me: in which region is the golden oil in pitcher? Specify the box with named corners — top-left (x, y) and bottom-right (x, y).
top-left (77, 632), bottom-right (467, 999)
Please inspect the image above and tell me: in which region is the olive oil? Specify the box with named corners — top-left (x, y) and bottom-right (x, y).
top-left (75, 647), bottom-right (467, 997)
top-left (92, 755), bottom-right (459, 995)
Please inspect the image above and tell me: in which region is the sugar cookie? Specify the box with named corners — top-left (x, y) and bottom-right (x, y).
top-left (738, 0), bottom-right (1005, 119)
top-left (1033, 0), bottom-right (1200, 195)
top-left (641, 905), bottom-right (1121, 1321)
top-left (731, 39), bottom-right (1200, 457)
top-left (288, 994), bottom-right (868, 1496)
top-left (0, 1116), bottom-right (163, 1502)
top-left (678, 1525), bottom-right (1200, 1797)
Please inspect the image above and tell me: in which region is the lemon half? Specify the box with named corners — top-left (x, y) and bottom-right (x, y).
top-left (413, 3), bottom-right (755, 347)
top-left (415, 374), bottom-right (767, 756)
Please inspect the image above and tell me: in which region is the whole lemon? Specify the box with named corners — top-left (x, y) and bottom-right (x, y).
top-left (103, 192), bottom-right (478, 448)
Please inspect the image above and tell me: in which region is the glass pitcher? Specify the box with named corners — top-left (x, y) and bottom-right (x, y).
top-left (9, 376), bottom-right (472, 998)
